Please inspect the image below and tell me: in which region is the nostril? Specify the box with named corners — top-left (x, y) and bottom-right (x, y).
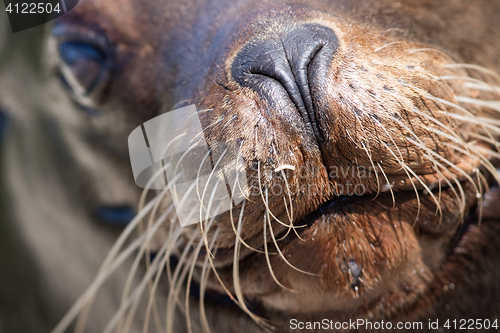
top-left (231, 24), bottom-right (339, 140)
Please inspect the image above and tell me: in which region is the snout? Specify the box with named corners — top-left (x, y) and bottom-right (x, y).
top-left (187, 5), bottom-right (495, 316)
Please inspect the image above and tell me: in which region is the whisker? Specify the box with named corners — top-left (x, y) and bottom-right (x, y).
top-left (439, 76), bottom-right (500, 95)
top-left (271, 142), bottom-right (294, 225)
top-left (434, 96), bottom-right (500, 153)
top-left (409, 48), bottom-right (456, 63)
top-left (265, 188), bottom-right (318, 277)
top-left (124, 224), bottom-right (183, 333)
top-left (196, 145), bottom-right (227, 261)
top-left (257, 161), bottom-right (303, 230)
top-left (374, 41), bottom-right (404, 53)
top-left (403, 85), bottom-right (500, 181)
top-left (185, 205), bottom-right (221, 333)
top-left (449, 114), bottom-right (500, 133)
top-left (455, 96), bottom-right (500, 112)
top-left (375, 120), bottom-right (425, 219)
top-left (361, 142), bottom-right (381, 200)
top-left (473, 145), bottom-right (500, 159)
top-left (141, 224), bottom-right (185, 333)
top-left (377, 162), bottom-right (396, 207)
top-left (116, 187), bottom-right (171, 333)
top-left (380, 140), bottom-right (422, 221)
top-left (103, 248), bottom-right (170, 333)
top-left (405, 125), bottom-right (482, 199)
top-left (232, 201), bottom-right (272, 330)
top-left (442, 63), bottom-right (500, 83)
top-left (447, 143), bottom-right (500, 186)
top-left (199, 227), bottom-right (220, 333)
top-left (271, 142), bottom-right (305, 241)
top-left (388, 117), bottom-right (451, 220)
top-left (227, 147), bottom-right (265, 254)
top-left (52, 192), bottom-right (165, 333)
top-left (463, 131), bottom-right (500, 147)
top-left (165, 228), bottom-right (202, 333)
top-left (263, 211), bottom-right (293, 291)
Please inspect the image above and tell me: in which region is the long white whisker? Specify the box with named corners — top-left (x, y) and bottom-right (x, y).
top-left (455, 96), bottom-right (500, 112)
top-left (140, 225), bottom-right (185, 333)
top-left (257, 161), bottom-right (302, 230)
top-left (199, 226), bottom-right (220, 333)
top-left (123, 223), bottom-right (183, 333)
top-left (165, 228), bottom-right (202, 333)
top-left (264, 188), bottom-right (318, 277)
top-left (442, 63), bottom-right (500, 83)
top-left (52, 195), bottom-right (166, 333)
top-left (232, 201), bottom-right (272, 330)
top-left (116, 187), bottom-right (171, 333)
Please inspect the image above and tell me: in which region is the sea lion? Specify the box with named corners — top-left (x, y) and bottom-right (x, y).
top-left (1, 0), bottom-right (500, 332)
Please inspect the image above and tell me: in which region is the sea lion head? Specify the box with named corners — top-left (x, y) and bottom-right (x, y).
top-left (2, 0), bottom-right (500, 331)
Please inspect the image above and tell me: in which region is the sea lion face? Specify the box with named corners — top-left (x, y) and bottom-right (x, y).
top-left (2, 0), bottom-right (500, 331)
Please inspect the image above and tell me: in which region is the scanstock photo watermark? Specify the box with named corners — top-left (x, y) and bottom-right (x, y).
top-left (247, 161), bottom-right (374, 199)
top-left (128, 104), bottom-right (248, 227)
top-left (289, 318), bottom-right (500, 331)
top-left (128, 104), bottom-right (373, 227)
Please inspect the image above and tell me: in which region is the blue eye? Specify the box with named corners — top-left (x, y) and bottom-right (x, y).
top-left (58, 41), bottom-right (108, 95)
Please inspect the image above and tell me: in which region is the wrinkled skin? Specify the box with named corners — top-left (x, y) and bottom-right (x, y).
top-left (1, 0), bottom-right (500, 332)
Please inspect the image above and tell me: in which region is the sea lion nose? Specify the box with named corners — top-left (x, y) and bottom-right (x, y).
top-left (231, 24), bottom-right (339, 140)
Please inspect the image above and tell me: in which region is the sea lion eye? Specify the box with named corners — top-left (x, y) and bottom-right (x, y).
top-left (58, 41), bottom-right (107, 95)
top-left (52, 25), bottom-right (113, 105)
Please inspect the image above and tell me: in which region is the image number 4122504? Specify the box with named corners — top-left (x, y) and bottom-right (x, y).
top-left (3, 0), bottom-right (79, 33)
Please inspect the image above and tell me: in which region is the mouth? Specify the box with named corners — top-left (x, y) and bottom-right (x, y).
top-left (186, 157), bottom-right (498, 319)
